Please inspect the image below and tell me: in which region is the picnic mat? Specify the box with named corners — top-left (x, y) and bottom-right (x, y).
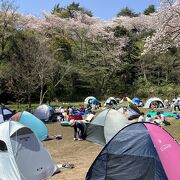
top-left (146, 111), bottom-right (177, 117)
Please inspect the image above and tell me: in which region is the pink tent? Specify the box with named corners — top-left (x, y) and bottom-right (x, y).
top-left (86, 122), bottom-right (180, 180)
top-left (146, 123), bottom-right (180, 180)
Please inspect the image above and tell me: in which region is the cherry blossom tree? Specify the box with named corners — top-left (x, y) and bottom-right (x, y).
top-left (18, 11), bottom-right (130, 94)
top-left (0, 0), bottom-right (18, 61)
top-left (143, 0), bottom-right (180, 55)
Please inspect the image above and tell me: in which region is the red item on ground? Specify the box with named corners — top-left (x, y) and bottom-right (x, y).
top-left (68, 114), bottom-right (83, 121)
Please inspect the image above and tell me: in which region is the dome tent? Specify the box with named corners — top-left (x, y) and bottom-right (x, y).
top-left (33, 104), bottom-right (56, 122)
top-left (86, 123), bottom-right (180, 180)
top-left (85, 109), bottom-right (130, 146)
top-left (104, 97), bottom-right (117, 106)
top-left (144, 97), bottom-right (164, 108)
top-left (0, 105), bottom-right (15, 123)
top-left (132, 97), bottom-right (143, 106)
top-left (84, 96), bottom-right (96, 105)
top-left (0, 121), bottom-right (59, 180)
top-left (11, 111), bottom-right (48, 141)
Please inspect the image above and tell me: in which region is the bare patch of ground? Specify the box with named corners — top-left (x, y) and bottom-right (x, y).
top-left (44, 116), bottom-right (180, 180)
top-left (43, 123), bottom-right (102, 180)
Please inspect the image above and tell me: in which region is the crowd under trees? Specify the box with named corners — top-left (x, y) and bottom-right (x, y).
top-left (0, 0), bottom-right (179, 108)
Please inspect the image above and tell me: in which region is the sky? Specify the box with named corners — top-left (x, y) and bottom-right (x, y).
top-left (15, 0), bottom-right (160, 20)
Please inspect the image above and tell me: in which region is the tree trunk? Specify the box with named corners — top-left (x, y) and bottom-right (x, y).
top-left (39, 77), bottom-right (44, 105)
top-left (157, 71), bottom-right (160, 85)
top-left (28, 92), bottom-right (31, 111)
top-left (143, 69), bottom-right (147, 82)
top-left (40, 66), bottom-right (71, 104)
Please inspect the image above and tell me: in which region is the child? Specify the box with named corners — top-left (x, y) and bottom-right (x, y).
top-left (138, 112), bottom-right (145, 122)
top-left (145, 114), bottom-right (152, 122)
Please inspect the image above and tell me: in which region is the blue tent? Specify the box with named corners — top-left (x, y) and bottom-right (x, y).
top-left (132, 97), bottom-right (141, 105)
top-left (12, 111), bottom-right (48, 141)
top-left (90, 98), bottom-right (99, 105)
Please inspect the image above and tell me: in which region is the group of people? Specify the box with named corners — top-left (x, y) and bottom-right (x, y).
top-left (56, 104), bottom-right (96, 141)
top-left (56, 105), bottom-right (87, 122)
top-left (149, 97), bottom-right (180, 112)
top-left (138, 112), bottom-right (170, 126)
top-left (163, 97), bottom-right (180, 111)
top-left (57, 96), bottom-right (180, 141)
top-left (150, 102), bottom-right (164, 109)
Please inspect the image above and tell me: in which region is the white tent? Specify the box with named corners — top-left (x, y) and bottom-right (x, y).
top-left (144, 98), bottom-right (164, 108)
top-left (34, 104), bottom-right (54, 122)
top-left (84, 96), bottom-right (96, 105)
top-left (104, 97), bottom-right (117, 106)
top-left (0, 121), bottom-right (59, 180)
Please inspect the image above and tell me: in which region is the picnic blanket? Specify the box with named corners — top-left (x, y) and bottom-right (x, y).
top-left (146, 111), bottom-right (177, 117)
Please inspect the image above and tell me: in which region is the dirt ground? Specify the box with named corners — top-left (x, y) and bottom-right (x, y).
top-left (43, 123), bottom-right (102, 180)
top-left (43, 117), bottom-right (180, 180)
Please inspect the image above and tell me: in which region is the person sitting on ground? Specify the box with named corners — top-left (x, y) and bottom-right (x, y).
top-left (154, 112), bottom-right (170, 126)
top-left (154, 112), bottom-right (164, 126)
top-left (145, 114), bottom-right (152, 122)
top-left (138, 112), bottom-right (145, 122)
top-left (70, 120), bottom-right (85, 141)
top-left (150, 102), bottom-right (156, 109)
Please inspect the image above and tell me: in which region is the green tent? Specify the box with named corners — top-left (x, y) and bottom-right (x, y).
top-left (85, 109), bottom-right (130, 146)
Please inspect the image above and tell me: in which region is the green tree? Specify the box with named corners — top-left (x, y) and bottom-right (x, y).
top-left (3, 31), bottom-right (56, 108)
top-left (52, 2), bottom-right (92, 18)
top-left (143, 5), bottom-right (156, 15)
top-left (113, 26), bottom-right (129, 37)
top-left (117, 6), bottom-right (138, 17)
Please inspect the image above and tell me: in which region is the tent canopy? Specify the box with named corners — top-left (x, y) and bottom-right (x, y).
top-left (85, 109), bottom-right (130, 146)
top-left (104, 97), bottom-right (117, 106)
top-left (132, 97), bottom-right (141, 104)
top-left (144, 97), bottom-right (164, 108)
top-left (86, 122), bottom-right (180, 180)
top-left (0, 121), bottom-right (59, 180)
top-left (33, 104), bottom-right (56, 122)
top-left (84, 96), bottom-right (96, 105)
top-left (0, 106), bottom-right (15, 123)
top-left (11, 111), bottom-right (48, 141)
